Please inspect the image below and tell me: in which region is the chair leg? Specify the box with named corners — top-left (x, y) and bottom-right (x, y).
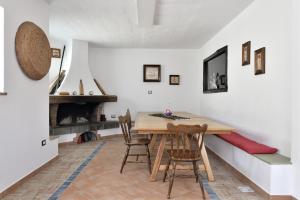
top-left (163, 157), bottom-right (171, 182)
top-left (120, 145), bottom-right (130, 174)
top-left (199, 178), bottom-right (205, 198)
top-left (195, 162), bottom-right (205, 197)
top-left (146, 145), bottom-right (152, 174)
top-left (192, 161), bottom-right (199, 183)
top-left (167, 161), bottom-right (176, 199)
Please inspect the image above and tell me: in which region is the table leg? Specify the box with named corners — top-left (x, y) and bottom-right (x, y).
top-left (201, 142), bottom-right (215, 181)
top-left (149, 134), bottom-right (157, 151)
top-left (150, 134), bottom-right (166, 182)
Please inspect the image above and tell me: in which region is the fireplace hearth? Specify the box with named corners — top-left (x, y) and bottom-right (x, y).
top-left (75, 131), bottom-right (99, 144)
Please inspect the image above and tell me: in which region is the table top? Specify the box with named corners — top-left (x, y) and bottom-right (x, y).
top-left (133, 112), bottom-right (234, 134)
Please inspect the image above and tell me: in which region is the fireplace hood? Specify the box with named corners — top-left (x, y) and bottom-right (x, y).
top-left (56, 39), bottom-right (101, 95)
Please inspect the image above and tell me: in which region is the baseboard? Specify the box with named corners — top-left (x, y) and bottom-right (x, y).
top-left (0, 155), bottom-right (59, 199)
top-left (206, 147), bottom-right (295, 200)
top-left (58, 141), bottom-right (74, 147)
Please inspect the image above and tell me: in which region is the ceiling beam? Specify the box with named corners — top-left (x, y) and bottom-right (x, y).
top-left (136, 0), bottom-right (157, 26)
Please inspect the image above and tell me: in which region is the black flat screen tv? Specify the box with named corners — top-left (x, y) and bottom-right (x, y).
top-left (203, 46), bottom-right (228, 93)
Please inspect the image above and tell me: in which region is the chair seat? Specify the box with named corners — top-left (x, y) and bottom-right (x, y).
top-left (128, 138), bottom-right (151, 145)
top-left (167, 149), bottom-right (202, 161)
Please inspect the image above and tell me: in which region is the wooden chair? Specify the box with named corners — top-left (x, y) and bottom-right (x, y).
top-left (118, 114), bottom-right (152, 174)
top-left (126, 108), bottom-right (134, 131)
top-left (163, 123), bottom-right (208, 199)
top-left (126, 108), bottom-right (135, 133)
top-left (126, 108), bottom-right (152, 141)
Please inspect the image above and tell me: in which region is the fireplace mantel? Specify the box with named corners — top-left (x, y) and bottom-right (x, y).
top-left (49, 95), bottom-right (117, 104)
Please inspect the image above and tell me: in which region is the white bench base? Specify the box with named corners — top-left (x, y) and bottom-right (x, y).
top-left (205, 135), bottom-right (293, 195)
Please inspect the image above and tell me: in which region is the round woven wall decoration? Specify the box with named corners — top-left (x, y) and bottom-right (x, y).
top-left (15, 21), bottom-right (51, 80)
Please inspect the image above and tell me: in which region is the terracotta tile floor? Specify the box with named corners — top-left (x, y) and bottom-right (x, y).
top-left (2, 142), bottom-right (100, 200)
top-left (2, 137), bottom-right (267, 200)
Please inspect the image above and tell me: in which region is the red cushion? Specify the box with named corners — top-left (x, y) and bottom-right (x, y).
top-left (217, 132), bottom-right (278, 154)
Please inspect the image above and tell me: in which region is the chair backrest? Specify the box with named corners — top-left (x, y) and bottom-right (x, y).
top-left (125, 109), bottom-right (132, 131)
top-left (167, 123), bottom-right (208, 157)
top-left (119, 115), bottom-right (132, 144)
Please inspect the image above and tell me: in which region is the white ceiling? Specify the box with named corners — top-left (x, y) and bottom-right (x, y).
top-left (48, 0), bottom-right (254, 49)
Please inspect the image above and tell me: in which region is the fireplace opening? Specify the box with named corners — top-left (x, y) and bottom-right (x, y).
top-left (57, 103), bottom-right (101, 125)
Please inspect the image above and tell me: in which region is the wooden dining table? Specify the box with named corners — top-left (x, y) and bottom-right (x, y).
top-left (133, 112), bottom-right (234, 182)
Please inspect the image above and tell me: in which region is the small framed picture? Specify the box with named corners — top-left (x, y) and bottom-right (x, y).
top-left (143, 65), bottom-right (161, 82)
top-left (169, 75), bottom-right (180, 85)
top-left (242, 41), bottom-right (251, 66)
top-left (51, 48), bottom-right (61, 58)
top-left (255, 47), bottom-right (266, 75)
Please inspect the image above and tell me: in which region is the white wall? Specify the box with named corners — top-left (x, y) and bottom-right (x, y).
top-left (0, 6), bottom-right (4, 92)
top-left (198, 0), bottom-right (292, 156)
top-left (89, 48), bottom-right (201, 119)
top-left (291, 0), bottom-right (300, 199)
top-left (0, 0), bottom-right (58, 193)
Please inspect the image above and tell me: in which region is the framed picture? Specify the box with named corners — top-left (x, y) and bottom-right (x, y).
top-left (169, 75), bottom-right (180, 85)
top-left (143, 65), bottom-right (161, 82)
top-left (242, 41), bottom-right (251, 66)
top-left (51, 48), bottom-right (61, 58)
top-left (255, 47), bottom-right (265, 75)
top-left (203, 46), bottom-right (228, 93)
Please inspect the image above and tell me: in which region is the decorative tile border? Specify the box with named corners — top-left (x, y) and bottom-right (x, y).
top-left (199, 175), bottom-right (220, 200)
top-left (48, 142), bottom-right (106, 200)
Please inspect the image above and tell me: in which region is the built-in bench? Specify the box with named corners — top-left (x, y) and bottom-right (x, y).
top-left (205, 132), bottom-right (293, 197)
top-left (217, 132), bottom-right (278, 154)
top-left (254, 153), bottom-right (291, 165)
